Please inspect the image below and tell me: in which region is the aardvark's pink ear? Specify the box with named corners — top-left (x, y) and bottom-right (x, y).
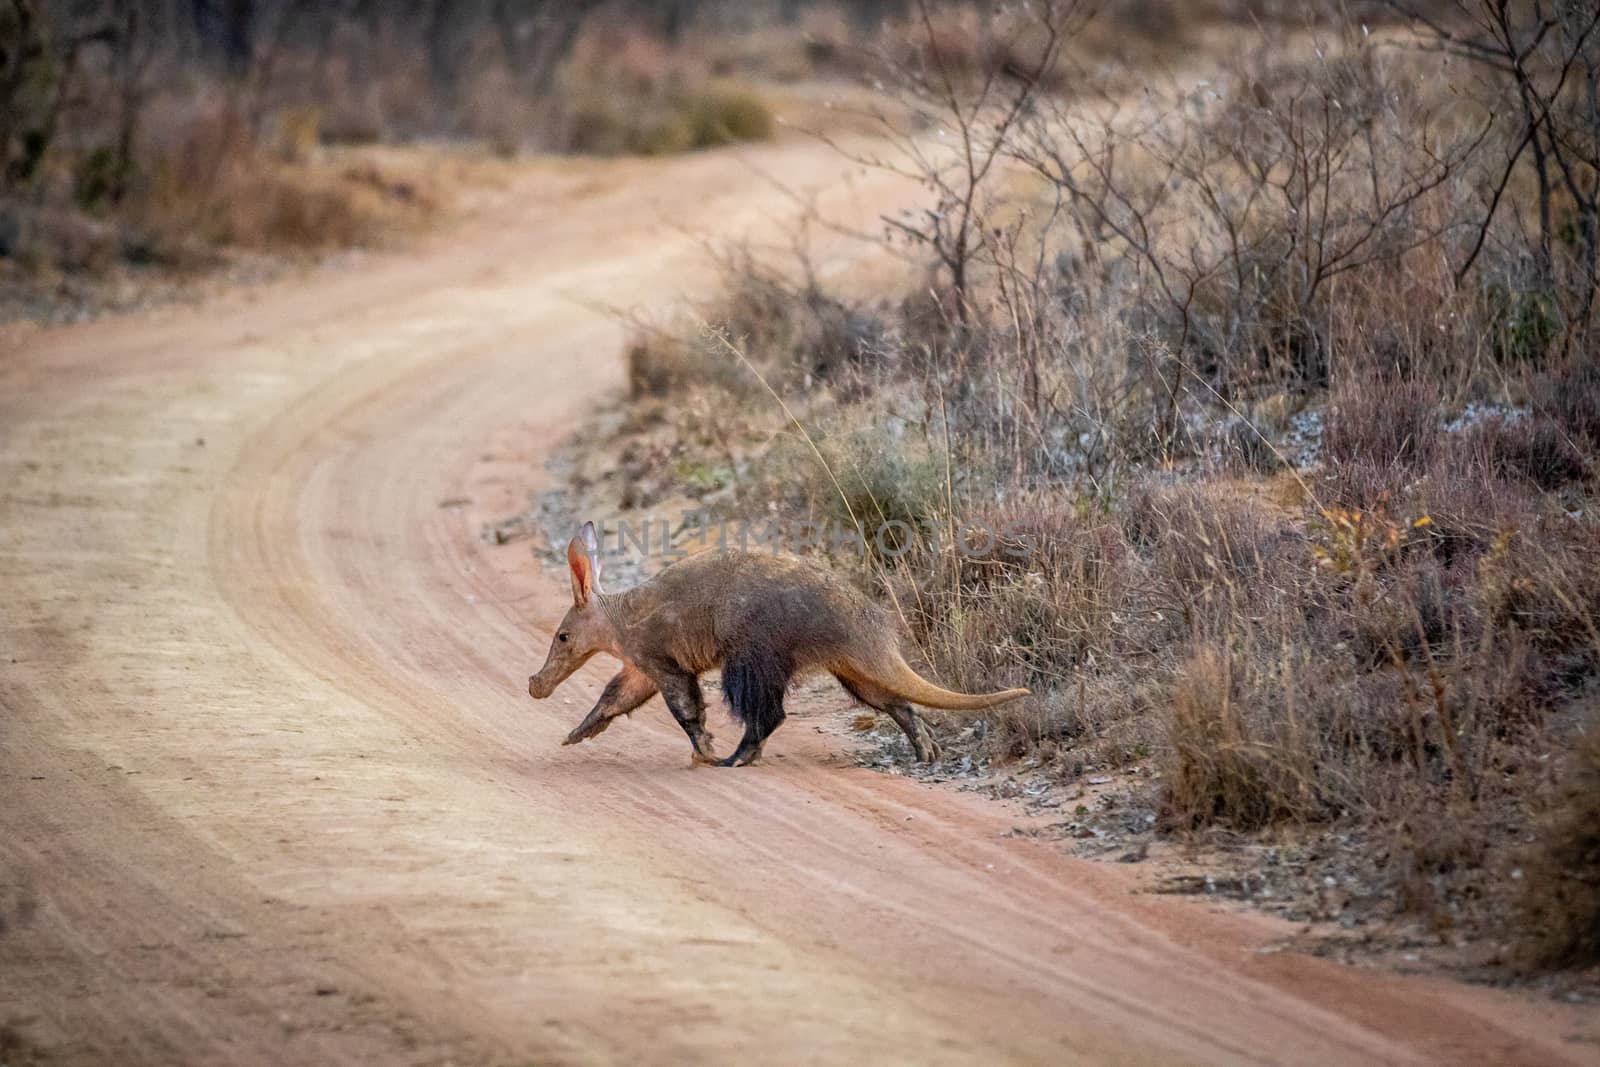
top-left (567, 521), bottom-right (601, 604)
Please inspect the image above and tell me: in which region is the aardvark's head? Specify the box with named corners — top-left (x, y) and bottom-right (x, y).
top-left (528, 522), bottom-right (617, 699)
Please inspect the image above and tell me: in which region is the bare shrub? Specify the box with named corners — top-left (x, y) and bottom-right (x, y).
top-left (1385, 0), bottom-right (1600, 354)
top-left (627, 334), bottom-right (703, 399)
top-left (624, 324), bottom-right (768, 406)
top-left (2, 202), bottom-right (121, 272)
top-left (1021, 24), bottom-right (1484, 393)
top-left (559, 80), bottom-right (774, 156)
top-left (709, 259), bottom-right (886, 382)
top-left (626, 249), bottom-right (889, 408)
top-left (129, 103), bottom-right (434, 258)
top-left (826, 0), bottom-right (1092, 324)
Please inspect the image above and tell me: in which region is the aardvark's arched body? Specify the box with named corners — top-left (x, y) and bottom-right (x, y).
top-left (526, 523), bottom-right (1029, 766)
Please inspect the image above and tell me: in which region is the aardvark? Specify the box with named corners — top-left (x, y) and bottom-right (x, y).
top-left (527, 522), bottom-right (1029, 767)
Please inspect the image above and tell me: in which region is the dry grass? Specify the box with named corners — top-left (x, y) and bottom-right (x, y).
top-left (561, 81), bottom-right (774, 157)
top-left (625, 256), bottom-right (888, 408)
top-left (1323, 376), bottom-right (1442, 473)
top-left (4, 6), bottom-right (797, 312)
top-left (3, 94), bottom-right (480, 308)
top-left (1462, 416), bottom-right (1591, 492)
top-left (1165, 643), bottom-right (1323, 830)
top-left (549, 21), bottom-right (776, 157)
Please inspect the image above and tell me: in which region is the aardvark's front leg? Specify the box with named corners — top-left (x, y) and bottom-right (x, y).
top-left (563, 665), bottom-right (657, 746)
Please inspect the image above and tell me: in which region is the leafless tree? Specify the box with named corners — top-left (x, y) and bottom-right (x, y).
top-left (817, 0), bottom-right (1094, 330)
top-left (491, 0), bottom-right (603, 97)
top-left (106, 0), bottom-right (160, 204)
top-left (1018, 20), bottom-right (1487, 391)
top-left (1386, 0), bottom-right (1600, 345)
top-left (1, 0), bottom-right (48, 190)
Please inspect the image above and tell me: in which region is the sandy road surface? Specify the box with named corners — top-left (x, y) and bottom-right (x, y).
top-left (2, 139), bottom-right (1597, 1066)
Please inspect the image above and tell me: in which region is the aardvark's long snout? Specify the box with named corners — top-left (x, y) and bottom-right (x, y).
top-left (528, 672), bottom-right (555, 699)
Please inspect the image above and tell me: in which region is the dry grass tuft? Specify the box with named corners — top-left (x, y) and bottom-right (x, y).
top-left (556, 35), bottom-right (775, 159)
top-left (1164, 643), bottom-right (1323, 830)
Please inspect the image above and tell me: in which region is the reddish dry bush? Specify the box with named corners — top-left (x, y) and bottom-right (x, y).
top-left (552, 23), bottom-right (773, 157)
top-left (1320, 375), bottom-right (1447, 509)
top-left (1323, 374), bottom-right (1441, 473)
top-left (1, 204), bottom-right (122, 273)
top-left (1460, 417), bottom-right (1591, 491)
top-left (711, 264), bottom-right (884, 383)
top-left (33, 99), bottom-right (440, 267)
top-left (1532, 357), bottom-right (1600, 449)
top-left (626, 334), bottom-right (715, 399)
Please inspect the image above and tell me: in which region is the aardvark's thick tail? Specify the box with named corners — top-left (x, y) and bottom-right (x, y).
top-left (867, 651), bottom-right (1029, 711)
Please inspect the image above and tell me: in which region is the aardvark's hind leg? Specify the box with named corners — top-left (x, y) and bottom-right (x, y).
top-left (883, 700), bottom-right (940, 763)
top-left (719, 654), bottom-right (790, 766)
top-left (836, 674), bottom-right (940, 763)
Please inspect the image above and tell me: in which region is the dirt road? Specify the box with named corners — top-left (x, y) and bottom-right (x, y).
top-left (2, 139), bottom-right (1596, 1066)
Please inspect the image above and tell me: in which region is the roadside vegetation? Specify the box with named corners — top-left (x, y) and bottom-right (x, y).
top-left (0, 0), bottom-right (1275, 321)
top-left (601, 0), bottom-right (1600, 976)
top-left (1, 0), bottom-right (832, 320)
